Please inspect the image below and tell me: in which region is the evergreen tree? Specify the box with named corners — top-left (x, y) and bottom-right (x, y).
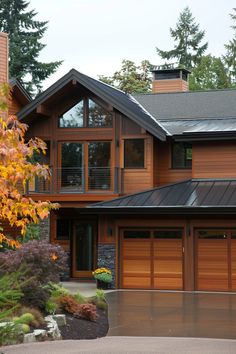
top-left (99, 59), bottom-right (153, 94)
top-left (156, 6), bottom-right (208, 69)
top-left (224, 8), bottom-right (236, 85)
top-left (0, 0), bottom-right (62, 95)
top-left (189, 55), bottom-right (230, 90)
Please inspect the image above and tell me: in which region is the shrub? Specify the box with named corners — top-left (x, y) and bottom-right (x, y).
top-left (0, 322), bottom-right (23, 346)
top-left (74, 291), bottom-right (86, 304)
top-left (18, 307), bottom-right (45, 328)
top-left (74, 303), bottom-right (98, 322)
top-left (45, 299), bottom-right (58, 315)
top-left (0, 240), bottom-right (68, 285)
top-left (14, 313), bottom-right (34, 325)
top-left (0, 267), bottom-right (26, 321)
top-left (96, 289), bottom-right (106, 302)
top-left (96, 300), bottom-right (108, 311)
top-left (57, 295), bottom-right (81, 314)
top-left (20, 279), bottom-right (50, 310)
top-left (44, 282), bottom-right (69, 297)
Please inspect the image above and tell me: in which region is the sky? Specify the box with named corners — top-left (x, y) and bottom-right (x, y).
top-left (29, 0), bottom-right (235, 89)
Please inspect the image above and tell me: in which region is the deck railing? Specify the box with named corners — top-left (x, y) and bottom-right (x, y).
top-left (27, 167), bottom-right (123, 194)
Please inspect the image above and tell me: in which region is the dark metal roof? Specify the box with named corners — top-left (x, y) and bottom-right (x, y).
top-left (18, 69), bottom-right (166, 141)
top-left (88, 179), bottom-right (236, 212)
top-left (159, 117), bottom-right (236, 139)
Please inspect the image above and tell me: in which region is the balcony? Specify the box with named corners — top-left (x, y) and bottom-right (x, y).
top-left (27, 167), bottom-right (122, 195)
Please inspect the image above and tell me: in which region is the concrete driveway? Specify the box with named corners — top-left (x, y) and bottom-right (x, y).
top-left (106, 291), bottom-right (236, 339)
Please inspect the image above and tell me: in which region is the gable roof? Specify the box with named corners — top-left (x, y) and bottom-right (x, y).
top-left (87, 179), bottom-right (236, 214)
top-left (134, 89), bottom-right (236, 138)
top-left (9, 78), bottom-right (32, 106)
top-left (18, 69), bottom-right (166, 141)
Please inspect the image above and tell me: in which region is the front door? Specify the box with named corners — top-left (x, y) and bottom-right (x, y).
top-left (72, 222), bottom-right (96, 278)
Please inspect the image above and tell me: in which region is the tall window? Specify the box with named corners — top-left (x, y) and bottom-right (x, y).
top-left (172, 142), bottom-right (192, 169)
top-left (59, 98), bottom-right (113, 128)
top-left (124, 139), bottom-right (145, 169)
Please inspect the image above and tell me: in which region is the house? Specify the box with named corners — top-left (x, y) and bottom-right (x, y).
top-left (1, 33), bottom-right (236, 292)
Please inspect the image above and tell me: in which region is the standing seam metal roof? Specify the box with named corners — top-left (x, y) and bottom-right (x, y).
top-left (88, 179), bottom-right (236, 208)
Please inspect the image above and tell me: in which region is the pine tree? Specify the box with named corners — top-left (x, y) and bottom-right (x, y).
top-left (99, 59), bottom-right (153, 94)
top-left (0, 0), bottom-right (62, 95)
top-left (224, 8), bottom-right (236, 85)
top-left (156, 7), bottom-right (208, 69)
top-left (189, 55), bottom-right (230, 90)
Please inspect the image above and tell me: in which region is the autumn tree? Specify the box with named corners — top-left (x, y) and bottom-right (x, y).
top-left (0, 84), bottom-right (58, 250)
top-left (224, 8), bottom-right (236, 85)
top-left (0, 0), bottom-right (62, 96)
top-left (189, 55), bottom-right (230, 90)
top-left (156, 7), bottom-right (208, 69)
top-left (99, 59), bottom-right (153, 94)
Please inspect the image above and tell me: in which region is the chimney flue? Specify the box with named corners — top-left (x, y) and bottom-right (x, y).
top-left (151, 67), bottom-right (191, 94)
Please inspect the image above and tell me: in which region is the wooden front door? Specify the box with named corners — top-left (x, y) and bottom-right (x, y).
top-left (72, 222), bottom-right (96, 278)
top-left (120, 229), bottom-right (183, 290)
top-left (195, 229), bottom-right (236, 291)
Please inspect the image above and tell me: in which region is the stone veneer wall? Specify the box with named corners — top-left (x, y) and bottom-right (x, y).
top-left (38, 217), bottom-right (50, 241)
top-left (97, 244), bottom-right (116, 289)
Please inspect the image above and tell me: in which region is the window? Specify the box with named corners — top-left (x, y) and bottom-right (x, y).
top-left (56, 219), bottom-right (71, 240)
top-left (59, 101), bottom-right (84, 128)
top-left (59, 98), bottom-right (113, 128)
top-left (88, 99), bottom-right (113, 127)
top-left (124, 139), bottom-right (145, 169)
top-left (172, 142), bottom-right (192, 169)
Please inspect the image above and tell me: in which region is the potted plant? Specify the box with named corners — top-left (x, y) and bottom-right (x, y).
top-left (92, 267), bottom-right (112, 289)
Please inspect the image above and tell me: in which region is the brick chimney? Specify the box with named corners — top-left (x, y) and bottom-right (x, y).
top-left (151, 67), bottom-right (191, 93)
top-left (0, 32), bottom-right (8, 85)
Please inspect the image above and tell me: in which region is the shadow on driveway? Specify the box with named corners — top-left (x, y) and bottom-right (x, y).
top-left (106, 291), bottom-right (236, 339)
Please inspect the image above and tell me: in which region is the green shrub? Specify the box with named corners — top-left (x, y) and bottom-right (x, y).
top-left (96, 289), bottom-right (106, 302)
top-left (44, 282), bottom-right (69, 298)
top-left (0, 322), bottom-right (23, 346)
top-left (21, 323), bottom-right (30, 334)
top-left (96, 300), bottom-right (108, 311)
top-left (18, 307), bottom-right (45, 328)
top-left (45, 299), bottom-right (58, 315)
top-left (74, 291), bottom-right (86, 304)
top-left (14, 313), bottom-right (34, 325)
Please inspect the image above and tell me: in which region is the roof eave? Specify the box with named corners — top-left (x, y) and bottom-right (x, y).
top-left (174, 131), bottom-right (236, 141)
top-left (82, 206), bottom-right (236, 215)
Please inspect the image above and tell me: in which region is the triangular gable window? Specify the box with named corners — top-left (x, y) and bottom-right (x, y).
top-left (59, 100), bottom-right (84, 128)
top-left (59, 98), bottom-right (113, 128)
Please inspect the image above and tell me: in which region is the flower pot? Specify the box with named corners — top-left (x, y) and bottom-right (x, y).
top-left (96, 279), bottom-right (110, 290)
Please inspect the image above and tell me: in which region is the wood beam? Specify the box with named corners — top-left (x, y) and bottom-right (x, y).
top-left (36, 104), bottom-right (51, 116)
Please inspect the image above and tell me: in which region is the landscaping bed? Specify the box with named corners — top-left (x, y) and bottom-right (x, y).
top-left (59, 308), bottom-right (109, 340)
top-left (0, 240), bottom-right (109, 346)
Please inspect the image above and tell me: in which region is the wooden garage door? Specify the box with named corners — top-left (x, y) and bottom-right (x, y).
top-left (121, 229), bottom-right (183, 290)
top-left (196, 229), bottom-right (236, 291)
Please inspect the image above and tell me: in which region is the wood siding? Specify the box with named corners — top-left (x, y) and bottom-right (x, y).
top-left (121, 135), bottom-right (154, 194)
top-left (152, 79), bottom-right (188, 93)
top-left (193, 141), bottom-right (236, 178)
top-left (155, 140), bottom-right (192, 185)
